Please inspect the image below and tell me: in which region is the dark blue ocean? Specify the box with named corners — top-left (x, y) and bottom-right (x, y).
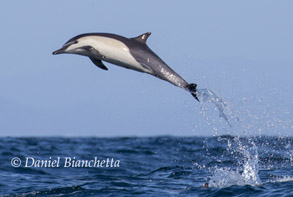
top-left (1, 136), bottom-right (293, 196)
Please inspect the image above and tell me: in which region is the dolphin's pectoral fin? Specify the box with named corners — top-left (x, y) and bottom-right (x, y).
top-left (81, 46), bottom-right (105, 59)
top-left (131, 32), bottom-right (151, 44)
top-left (82, 46), bottom-right (108, 70)
top-left (89, 57), bottom-right (108, 70)
top-left (89, 47), bottom-right (104, 58)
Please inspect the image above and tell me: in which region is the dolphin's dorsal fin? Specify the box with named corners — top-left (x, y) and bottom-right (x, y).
top-left (132, 32), bottom-right (151, 44)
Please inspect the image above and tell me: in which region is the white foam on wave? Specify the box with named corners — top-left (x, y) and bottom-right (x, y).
top-left (269, 176), bottom-right (293, 183)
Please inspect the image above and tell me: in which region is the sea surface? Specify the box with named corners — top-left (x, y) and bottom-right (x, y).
top-left (1, 136), bottom-right (293, 196)
top-left (2, 88), bottom-right (292, 196)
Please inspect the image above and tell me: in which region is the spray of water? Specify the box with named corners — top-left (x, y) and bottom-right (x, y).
top-left (196, 88), bottom-right (261, 187)
top-left (197, 88), bottom-right (231, 126)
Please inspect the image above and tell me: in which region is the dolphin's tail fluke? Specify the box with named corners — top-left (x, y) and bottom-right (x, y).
top-left (186, 83), bottom-right (199, 102)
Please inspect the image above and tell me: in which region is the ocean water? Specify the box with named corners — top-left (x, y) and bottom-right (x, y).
top-left (2, 89), bottom-right (292, 196)
top-left (1, 136), bottom-right (293, 196)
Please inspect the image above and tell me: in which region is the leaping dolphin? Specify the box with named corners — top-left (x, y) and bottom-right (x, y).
top-left (52, 32), bottom-right (199, 101)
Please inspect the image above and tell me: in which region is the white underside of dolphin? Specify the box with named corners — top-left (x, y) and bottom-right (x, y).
top-left (53, 32), bottom-right (199, 101)
top-left (68, 36), bottom-right (148, 73)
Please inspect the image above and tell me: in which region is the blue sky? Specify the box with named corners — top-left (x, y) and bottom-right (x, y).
top-left (0, 1), bottom-right (292, 136)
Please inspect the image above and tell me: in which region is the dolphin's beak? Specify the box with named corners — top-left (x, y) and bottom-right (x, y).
top-left (52, 47), bottom-right (66, 55)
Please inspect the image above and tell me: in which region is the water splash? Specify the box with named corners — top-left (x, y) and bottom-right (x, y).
top-left (269, 176), bottom-right (293, 183)
top-left (197, 88), bottom-right (231, 126)
top-left (206, 136), bottom-right (261, 188)
top-left (196, 88), bottom-right (261, 187)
